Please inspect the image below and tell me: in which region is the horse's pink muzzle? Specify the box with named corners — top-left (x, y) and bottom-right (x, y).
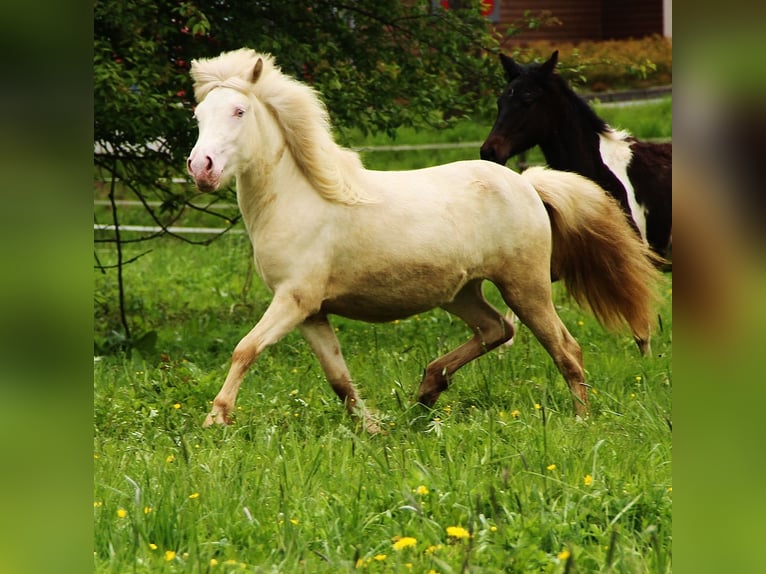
top-left (187, 151), bottom-right (223, 192)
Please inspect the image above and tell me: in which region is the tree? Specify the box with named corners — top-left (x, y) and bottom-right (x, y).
top-left (94, 0), bottom-right (506, 351)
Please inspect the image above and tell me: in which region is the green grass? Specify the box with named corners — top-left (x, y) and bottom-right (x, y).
top-left (94, 99), bottom-right (672, 572)
top-left (94, 238), bottom-right (672, 574)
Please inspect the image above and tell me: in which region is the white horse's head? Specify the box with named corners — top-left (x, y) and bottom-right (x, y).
top-left (187, 57), bottom-right (265, 192)
top-left (186, 48), bottom-right (370, 204)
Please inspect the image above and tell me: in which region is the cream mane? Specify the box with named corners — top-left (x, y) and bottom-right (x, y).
top-left (190, 48), bottom-right (369, 205)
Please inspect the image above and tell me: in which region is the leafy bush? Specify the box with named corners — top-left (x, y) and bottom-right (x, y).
top-left (501, 35), bottom-right (672, 92)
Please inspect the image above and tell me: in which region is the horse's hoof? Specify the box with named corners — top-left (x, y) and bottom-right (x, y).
top-left (634, 336), bottom-right (651, 356)
top-left (364, 420), bottom-right (384, 435)
top-left (416, 392), bottom-right (439, 409)
top-left (202, 410), bottom-right (229, 427)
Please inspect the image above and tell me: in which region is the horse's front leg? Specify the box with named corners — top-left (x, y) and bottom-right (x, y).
top-left (299, 316), bottom-right (380, 434)
top-left (204, 290), bottom-right (313, 427)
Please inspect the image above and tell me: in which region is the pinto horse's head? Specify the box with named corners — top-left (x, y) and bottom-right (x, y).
top-left (187, 55), bottom-right (265, 192)
top-left (480, 51), bottom-right (560, 165)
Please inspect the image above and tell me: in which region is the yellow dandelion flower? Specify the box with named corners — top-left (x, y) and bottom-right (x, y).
top-left (577, 320), bottom-right (584, 326)
top-left (425, 544), bottom-right (443, 555)
top-left (189, 492), bottom-right (200, 499)
top-left (166, 454), bottom-right (175, 463)
top-left (393, 537), bottom-right (417, 550)
top-left (510, 409), bottom-right (520, 418)
top-left (668, 486), bottom-right (673, 493)
top-left (290, 389), bottom-right (298, 396)
top-left (534, 403), bottom-right (541, 410)
top-left (446, 526), bottom-right (471, 539)
top-left (116, 508), bottom-right (127, 518)
top-left (290, 518), bottom-right (299, 525)
top-left (635, 375), bottom-right (642, 382)
top-left (144, 506), bottom-right (153, 514)
top-left (149, 543), bottom-right (158, 550)
top-left (415, 485), bottom-right (429, 495)
top-left (490, 525), bottom-right (498, 532)
top-left (164, 550), bottom-right (176, 561)
top-left (546, 464), bottom-right (557, 471)
top-left (428, 570), bottom-right (439, 574)
top-left (209, 558), bottom-right (218, 566)
top-left (355, 557), bottom-right (364, 568)
top-left (584, 474), bottom-right (593, 487)
top-left (558, 549), bottom-right (571, 560)
top-left (374, 554), bottom-right (387, 561)
top-left (405, 563), bottom-right (413, 569)
top-left (93, 501), bottom-right (102, 508)
top-left (173, 403), bottom-right (181, 409)
top-left (94, 453), bottom-right (100, 460)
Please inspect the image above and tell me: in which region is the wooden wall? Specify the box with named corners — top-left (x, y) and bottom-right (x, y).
top-left (495, 0), bottom-right (664, 41)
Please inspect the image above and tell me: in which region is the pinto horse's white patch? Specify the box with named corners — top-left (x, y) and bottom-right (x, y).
top-left (598, 129), bottom-right (647, 242)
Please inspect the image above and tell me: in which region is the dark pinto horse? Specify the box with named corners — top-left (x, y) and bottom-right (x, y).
top-left (481, 51), bottom-right (672, 264)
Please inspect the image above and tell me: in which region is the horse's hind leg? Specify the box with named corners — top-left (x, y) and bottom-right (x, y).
top-left (299, 315), bottom-right (380, 433)
top-left (417, 280), bottom-right (514, 407)
top-left (499, 283), bottom-right (589, 416)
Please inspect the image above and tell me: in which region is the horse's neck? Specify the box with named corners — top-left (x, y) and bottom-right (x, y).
top-left (539, 121), bottom-right (607, 179)
top-left (540, 120), bottom-right (636, 221)
top-left (236, 144), bottom-right (326, 233)
top-left (544, 122), bottom-right (625, 187)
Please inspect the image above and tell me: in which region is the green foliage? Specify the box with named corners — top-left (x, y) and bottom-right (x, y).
top-left (94, 234), bottom-right (672, 572)
top-left (508, 36), bottom-right (672, 92)
top-left (94, 0), bottom-right (500, 162)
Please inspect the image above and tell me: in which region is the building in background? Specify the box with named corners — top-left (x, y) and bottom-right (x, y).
top-left (439, 0), bottom-right (671, 40)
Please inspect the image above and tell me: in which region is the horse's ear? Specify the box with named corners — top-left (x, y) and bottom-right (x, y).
top-left (540, 50), bottom-right (559, 76)
top-left (499, 54), bottom-right (523, 81)
top-left (251, 58), bottom-right (264, 84)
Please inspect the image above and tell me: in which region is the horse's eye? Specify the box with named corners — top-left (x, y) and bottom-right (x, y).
top-left (234, 108), bottom-right (245, 118)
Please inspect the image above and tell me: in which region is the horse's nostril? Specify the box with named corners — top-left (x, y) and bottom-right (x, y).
top-left (205, 156), bottom-right (213, 172)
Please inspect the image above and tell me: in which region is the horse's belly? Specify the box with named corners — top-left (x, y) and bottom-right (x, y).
top-left (321, 265), bottom-right (470, 322)
top-left (321, 295), bottom-right (436, 323)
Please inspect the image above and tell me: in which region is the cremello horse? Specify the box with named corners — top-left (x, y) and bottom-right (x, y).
top-left (186, 49), bottom-right (661, 431)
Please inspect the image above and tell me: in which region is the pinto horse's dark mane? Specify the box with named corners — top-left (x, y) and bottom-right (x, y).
top-left (550, 73), bottom-right (613, 138)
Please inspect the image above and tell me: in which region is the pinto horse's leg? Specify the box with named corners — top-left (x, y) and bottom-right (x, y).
top-left (299, 316), bottom-right (380, 434)
top-left (204, 290), bottom-right (312, 427)
top-left (499, 284), bottom-right (589, 417)
top-left (417, 281), bottom-right (514, 407)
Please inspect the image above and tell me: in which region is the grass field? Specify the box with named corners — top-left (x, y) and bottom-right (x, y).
top-left (94, 99), bottom-right (672, 572)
